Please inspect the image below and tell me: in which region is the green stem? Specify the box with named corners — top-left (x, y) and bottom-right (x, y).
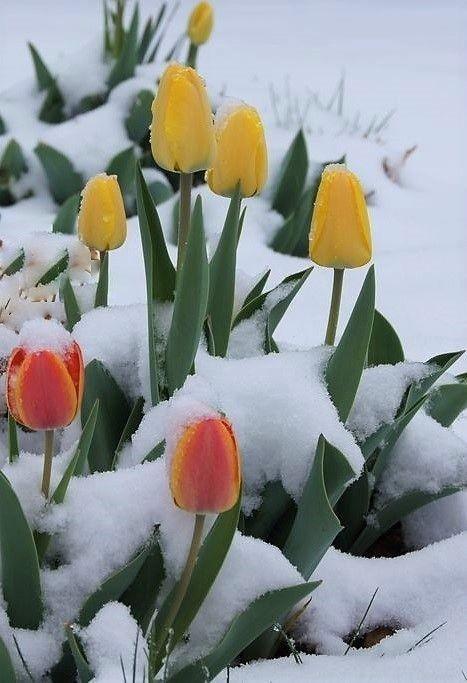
top-left (41, 430), bottom-right (55, 499)
top-left (186, 42), bottom-right (198, 69)
top-left (151, 514), bottom-right (205, 669)
top-left (325, 268), bottom-right (344, 346)
top-left (95, 249), bottom-right (109, 307)
top-left (177, 172), bottom-right (193, 271)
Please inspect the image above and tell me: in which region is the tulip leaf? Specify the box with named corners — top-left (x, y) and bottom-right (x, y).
top-left (35, 251), bottom-right (69, 286)
top-left (169, 581), bottom-right (320, 683)
top-left (106, 147), bottom-right (137, 211)
top-left (350, 484), bottom-right (465, 556)
top-left (284, 436), bottom-right (354, 579)
top-left (271, 184), bottom-right (314, 256)
top-left (107, 5), bottom-right (140, 89)
top-left (142, 439), bottom-right (165, 463)
top-left (367, 309), bottom-right (404, 367)
top-left (271, 129), bottom-right (308, 218)
top-left (7, 413), bottom-right (19, 464)
top-left (0, 114), bottom-right (5, 135)
top-left (0, 471), bottom-right (43, 629)
top-left (148, 180), bottom-right (173, 207)
top-left (404, 351), bottom-right (464, 413)
top-left (326, 266), bottom-right (375, 422)
top-left (150, 493), bottom-right (241, 672)
top-left (264, 267), bottom-right (312, 353)
top-left (94, 251), bottom-right (109, 308)
top-left (81, 360), bottom-right (131, 472)
top-left (426, 383), bottom-right (467, 427)
top-left (112, 396), bottom-right (145, 469)
top-left (2, 248), bottom-right (25, 277)
top-left (28, 42), bottom-right (55, 91)
top-left (34, 143), bottom-right (83, 204)
top-left (165, 196), bottom-right (209, 395)
top-left (0, 635), bottom-right (16, 682)
top-left (207, 189), bottom-right (241, 357)
top-left (121, 537), bottom-right (165, 633)
top-left (39, 81), bottom-right (66, 124)
top-left (241, 269), bottom-right (271, 310)
top-left (334, 467), bottom-right (372, 552)
top-left (65, 626), bottom-right (93, 683)
top-left (53, 192), bottom-right (81, 234)
top-left (244, 480), bottom-right (294, 542)
top-left (59, 274), bottom-right (82, 331)
top-left (0, 139), bottom-right (28, 181)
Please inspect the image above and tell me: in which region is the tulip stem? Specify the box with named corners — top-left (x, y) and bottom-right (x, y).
top-left (41, 430), bottom-right (55, 499)
top-left (95, 250), bottom-right (109, 307)
top-left (186, 43), bottom-right (198, 69)
top-left (325, 268), bottom-right (344, 346)
top-left (150, 513), bottom-right (205, 669)
top-left (177, 172), bottom-right (193, 271)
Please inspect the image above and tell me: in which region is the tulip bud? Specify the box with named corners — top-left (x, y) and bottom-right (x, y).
top-left (206, 102), bottom-right (268, 198)
top-left (309, 164), bottom-right (372, 268)
top-left (187, 2), bottom-right (214, 46)
top-left (150, 63), bottom-right (216, 174)
top-left (170, 417), bottom-right (241, 513)
top-left (78, 174), bottom-right (127, 252)
top-left (6, 319), bottom-right (84, 431)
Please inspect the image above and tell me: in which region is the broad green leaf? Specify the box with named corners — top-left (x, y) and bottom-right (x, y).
top-left (243, 480), bottom-right (292, 541)
top-left (35, 251), bottom-right (69, 286)
top-left (427, 383), bottom-right (467, 427)
top-left (142, 439), bottom-right (165, 463)
top-left (0, 635), bottom-right (16, 682)
top-left (264, 268), bottom-right (312, 352)
top-left (126, 89), bottom-right (152, 142)
top-left (367, 309), bottom-right (404, 367)
top-left (39, 81), bottom-right (65, 124)
top-left (0, 471), bottom-right (43, 628)
top-left (137, 17), bottom-right (156, 63)
top-left (0, 114), bottom-right (6, 134)
top-left (169, 582), bottom-right (320, 682)
top-left (53, 193), bottom-right (80, 234)
top-left (0, 139), bottom-right (27, 180)
top-left (284, 436), bottom-right (353, 579)
top-left (112, 396), bottom-right (145, 469)
top-left (148, 180), bottom-right (173, 207)
top-left (8, 413), bottom-right (19, 464)
top-left (106, 147), bottom-right (137, 210)
top-left (81, 360), bottom-right (131, 472)
top-left (241, 269), bottom-right (271, 310)
top-left (150, 493), bottom-right (242, 671)
top-left (271, 129), bottom-right (308, 218)
top-left (2, 249), bottom-right (25, 277)
top-left (405, 351), bottom-right (464, 412)
top-left (208, 189), bottom-right (241, 357)
top-left (350, 485), bottom-right (465, 556)
top-left (121, 538), bottom-right (165, 633)
top-left (107, 5), bottom-right (140, 89)
top-left (34, 143), bottom-right (83, 204)
top-left (326, 266), bottom-right (375, 422)
top-left (28, 42), bottom-right (55, 91)
top-left (94, 251), bottom-right (109, 308)
top-left (271, 185), bottom-right (314, 256)
top-left (59, 274), bottom-right (82, 331)
top-left (76, 91), bottom-right (107, 115)
top-left (165, 196), bottom-right (209, 395)
top-left (65, 626), bottom-right (93, 683)
top-left (335, 467), bottom-right (372, 552)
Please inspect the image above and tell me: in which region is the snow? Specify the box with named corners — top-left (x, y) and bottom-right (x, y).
top-left (17, 316), bottom-right (72, 353)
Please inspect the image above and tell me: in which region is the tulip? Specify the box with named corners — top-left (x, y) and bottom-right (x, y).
top-left (150, 63), bottom-right (216, 269)
top-left (308, 163), bottom-right (372, 345)
top-left (187, 2), bottom-right (214, 47)
top-left (78, 173), bottom-right (126, 307)
top-left (6, 321), bottom-right (84, 497)
top-left (206, 103), bottom-right (268, 198)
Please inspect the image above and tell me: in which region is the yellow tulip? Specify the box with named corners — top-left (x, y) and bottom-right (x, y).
top-left (206, 103), bottom-right (268, 198)
top-left (187, 2), bottom-right (214, 46)
top-left (309, 164), bottom-right (372, 268)
top-left (150, 63), bottom-right (216, 174)
top-left (78, 174), bottom-right (126, 251)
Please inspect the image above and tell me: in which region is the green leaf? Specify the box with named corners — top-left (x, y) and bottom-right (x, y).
top-left (169, 582), bottom-right (320, 683)
top-left (0, 139), bottom-right (28, 180)
top-left (94, 251), bottom-right (109, 308)
top-left (0, 114), bottom-right (6, 135)
top-left (148, 180), bottom-right (173, 206)
top-left (271, 129), bottom-right (308, 218)
top-left (284, 436), bottom-right (353, 579)
top-left (0, 634), bottom-right (16, 682)
top-left (76, 91), bottom-right (107, 115)
top-left (165, 196), bottom-right (209, 395)
top-left (34, 143), bottom-right (83, 204)
top-left (334, 467), bottom-right (371, 552)
top-left (121, 538), bottom-right (165, 633)
top-left (107, 5), bottom-right (140, 89)
top-left (106, 147), bottom-right (137, 209)
top-left (150, 493), bottom-right (242, 671)
top-left (81, 360), bottom-right (131, 472)
top-left (427, 383), bottom-right (467, 427)
top-left (1, 249), bottom-right (25, 277)
top-left (264, 268), bottom-right (312, 353)
top-left (350, 485), bottom-right (465, 556)
top-left (59, 274), bottom-right (82, 331)
top-left (39, 81), bottom-right (66, 124)
top-left (367, 309), bottom-right (404, 367)
top-left (326, 266), bottom-right (375, 422)
top-left (126, 90), bottom-right (153, 143)
top-left (241, 269), bottom-right (271, 310)
top-left (243, 480), bottom-right (293, 541)
top-left (112, 396), bottom-right (145, 469)
top-left (35, 251), bottom-right (69, 286)
top-left (271, 185), bottom-right (314, 256)
top-left (142, 439), bottom-right (165, 463)
top-left (53, 193), bottom-right (80, 234)
top-left (405, 351), bottom-right (464, 412)
top-left (0, 471), bottom-right (43, 628)
top-left (208, 189), bottom-right (241, 357)
top-left (7, 413), bottom-right (19, 464)
top-left (28, 42), bottom-right (55, 91)
top-left (65, 626), bottom-right (93, 683)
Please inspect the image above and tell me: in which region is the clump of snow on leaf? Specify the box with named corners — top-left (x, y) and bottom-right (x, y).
top-left (18, 317), bottom-right (73, 353)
